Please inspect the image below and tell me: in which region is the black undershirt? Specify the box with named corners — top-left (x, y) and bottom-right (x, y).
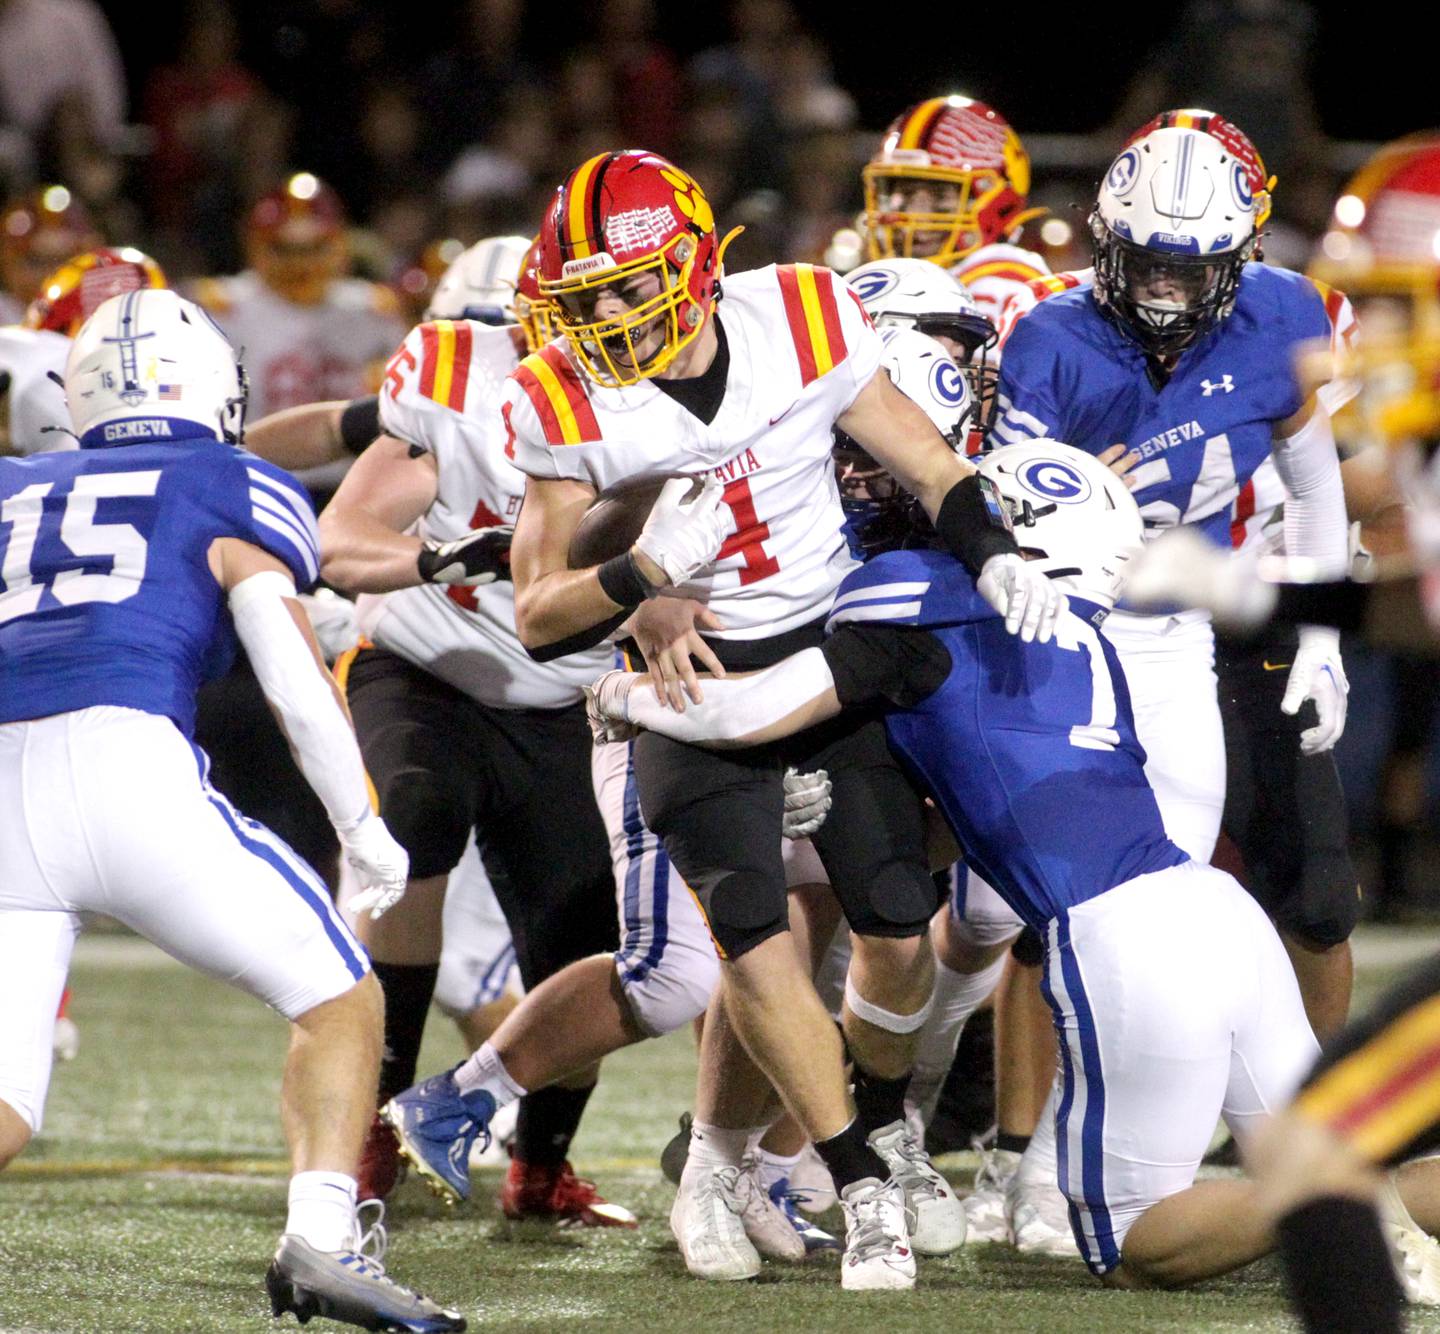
top-left (821, 623), bottom-right (953, 711)
top-left (653, 316), bottom-right (730, 424)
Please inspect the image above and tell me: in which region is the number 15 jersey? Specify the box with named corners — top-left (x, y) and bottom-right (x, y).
top-left (503, 264), bottom-right (882, 641)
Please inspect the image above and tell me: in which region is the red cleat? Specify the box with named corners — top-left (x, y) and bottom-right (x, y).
top-left (356, 1111), bottom-right (405, 1202)
top-left (499, 1158), bottom-right (638, 1228)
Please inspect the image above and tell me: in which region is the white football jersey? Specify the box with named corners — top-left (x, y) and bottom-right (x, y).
top-left (357, 318), bottom-right (609, 709)
top-left (504, 264), bottom-right (883, 640)
top-left (191, 271), bottom-right (407, 420)
top-left (950, 242), bottom-right (1051, 332)
top-left (0, 325), bottom-right (73, 456)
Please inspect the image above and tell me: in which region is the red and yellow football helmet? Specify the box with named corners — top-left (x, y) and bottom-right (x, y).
top-left (514, 235), bottom-right (556, 354)
top-left (24, 246), bottom-right (168, 336)
top-left (1125, 109), bottom-right (1275, 230)
top-left (246, 173), bottom-right (348, 306)
top-left (863, 96), bottom-right (1043, 268)
top-left (0, 185), bottom-right (102, 309)
top-left (538, 150), bottom-right (739, 387)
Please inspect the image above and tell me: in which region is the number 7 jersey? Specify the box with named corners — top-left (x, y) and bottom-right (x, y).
top-left (0, 439), bottom-right (319, 733)
top-left (503, 264), bottom-right (883, 640)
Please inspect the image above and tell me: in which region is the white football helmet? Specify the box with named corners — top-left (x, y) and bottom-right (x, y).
top-left (1090, 126), bottom-right (1259, 355)
top-left (846, 257), bottom-right (995, 360)
top-left (978, 440), bottom-right (1143, 606)
top-left (878, 326), bottom-right (973, 446)
top-left (66, 289), bottom-right (246, 448)
top-left (426, 234), bottom-right (531, 323)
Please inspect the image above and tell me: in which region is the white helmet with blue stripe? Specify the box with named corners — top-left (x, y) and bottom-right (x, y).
top-left (65, 288), bottom-right (246, 449)
top-left (426, 234), bottom-right (531, 324)
top-left (1090, 125), bottom-right (1258, 356)
top-left (978, 439), bottom-right (1142, 606)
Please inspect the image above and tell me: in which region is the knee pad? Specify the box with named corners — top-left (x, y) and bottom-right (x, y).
top-left (1273, 894), bottom-right (1360, 950)
top-left (615, 942), bottom-right (719, 1037)
top-left (704, 869), bottom-right (788, 960)
top-left (378, 772), bottom-right (471, 880)
top-left (842, 862), bottom-right (936, 938)
top-left (1010, 925), bottom-right (1045, 968)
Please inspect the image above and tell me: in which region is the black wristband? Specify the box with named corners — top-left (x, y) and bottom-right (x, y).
top-left (597, 550), bottom-right (657, 609)
top-left (338, 395), bottom-right (382, 455)
top-left (935, 474), bottom-right (1020, 575)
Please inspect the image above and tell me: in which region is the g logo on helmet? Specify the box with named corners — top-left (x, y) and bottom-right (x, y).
top-left (1017, 457), bottom-right (1092, 504)
top-left (930, 358), bottom-right (967, 406)
top-left (1106, 149), bottom-right (1141, 198)
top-left (1231, 162), bottom-right (1254, 212)
top-left (849, 267), bottom-right (898, 302)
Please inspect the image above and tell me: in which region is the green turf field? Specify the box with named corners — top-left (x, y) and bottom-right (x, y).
top-left (4, 929), bottom-right (1440, 1333)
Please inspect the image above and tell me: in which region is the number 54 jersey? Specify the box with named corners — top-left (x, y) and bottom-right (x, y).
top-left (0, 440), bottom-right (319, 733)
top-left (503, 264), bottom-right (883, 642)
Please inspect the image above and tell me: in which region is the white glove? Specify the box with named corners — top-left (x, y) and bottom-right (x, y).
top-left (976, 553), bottom-right (1066, 643)
top-left (1122, 528), bottom-right (1282, 628)
top-left (297, 588), bottom-right (360, 663)
top-left (783, 766), bottom-right (831, 839)
top-left (338, 811), bottom-right (410, 919)
top-left (584, 670), bottom-right (640, 744)
top-left (633, 476), bottom-right (730, 586)
top-left (1281, 626), bottom-right (1349, 754)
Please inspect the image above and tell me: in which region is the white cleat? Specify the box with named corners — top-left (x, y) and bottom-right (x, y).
top-left (789, 1143), bottom-right (837, 1216)
top-left (839, 1177), bottom-right (916, 1291)
top-left (964, 1144), bottom-right (1020, 1245)
top-left (1006, 1173), bottom-right (1081, 1257)
top-left (736, 1158), bottom-right (806, 1262)
top-left (868, 1120), bottom-right (967, 1255)
top-left (468, 1098), bottom-right (518, 1168)
top-left (52, 1016), bottom-right (80, 1062)
top-left (670, 1164), bottom-right (762, 1281)
top-left (1381, 1176), bottom-right (1440, 1305)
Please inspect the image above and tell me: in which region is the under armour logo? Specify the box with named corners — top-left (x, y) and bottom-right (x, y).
top-left (1201, 375), bottom-right (1234, 396)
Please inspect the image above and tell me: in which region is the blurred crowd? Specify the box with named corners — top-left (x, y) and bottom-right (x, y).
top-left (1, 0), bottom-right (1435, 909)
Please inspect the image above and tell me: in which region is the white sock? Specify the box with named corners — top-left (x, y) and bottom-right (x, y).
top-left (906, 954), bottom-right (1007, 1122)
top-left (285, 1171), bottom-right (357, 1253)
top-left (454, 1041), bottom-right (526, 1107)
top-left (686, 1121), bottom-right (755, 1173)
top-left (1015, 1082), bottom-right (1060, 1186)
top-left (751, 1145), bottom-right (804, 1194)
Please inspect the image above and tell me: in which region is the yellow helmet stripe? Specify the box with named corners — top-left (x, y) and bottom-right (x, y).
top-left (898, 98), bottom-right (948, 151)
top-left (565, 154), bottom-right (609, 260)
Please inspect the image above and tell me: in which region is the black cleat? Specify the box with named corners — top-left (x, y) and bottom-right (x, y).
top-left (266, 1233), bottom-right (466, 1333)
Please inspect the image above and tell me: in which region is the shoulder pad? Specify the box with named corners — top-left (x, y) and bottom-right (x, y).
top-left (510, 343), bottom-right (602, 446)
top-left (774, 263), bottom-right (856, 386)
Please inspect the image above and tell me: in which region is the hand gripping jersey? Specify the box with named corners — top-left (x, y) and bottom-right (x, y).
top-left (191, 271), bottom-right (407, 419)
top-left (824, 547), bottom-right (1186, 930)
top-left (0, 326), bottom-right (72, 457)
top-left (0, 437), bottom-right (319, 733)
top-left (363, 318), bottom-right (609, 708)
top-left (949, 241), bottom-right (1051, 333)
top-left (991, 263), bottom-right (1336, 546)
top-left (504, 264), bottom-right (882, 641)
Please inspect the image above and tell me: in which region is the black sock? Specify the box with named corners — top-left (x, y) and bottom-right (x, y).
top-left (370, 961), bottom-right (439, 1103)
top-left (813, 1117), bottom-right (890, 1193)
top-left (851, 1064), bottom-right (910, 1136)
top-left (1276, 1196), bottom-right (1403, 1334)
top-left (513, 1084), bottom-right (595, 1168)
top-left (996, 1131), bottom-right (1030, 1155)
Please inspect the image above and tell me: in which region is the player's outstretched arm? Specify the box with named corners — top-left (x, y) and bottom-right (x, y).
top-left (209, 536), bottom-right (409, 918)
top-left (245, 396), bottom-right (382, 472)
top-left (317, 434), bottom-right (443, 593)
top-left (587, 647), bottom-right (842, 749)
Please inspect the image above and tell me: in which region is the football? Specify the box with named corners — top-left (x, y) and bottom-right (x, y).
top-left (566, 471), bottom-right (697, 569)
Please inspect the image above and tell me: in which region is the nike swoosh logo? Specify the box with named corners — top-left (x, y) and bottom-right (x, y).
top-left (1262, 661), bottom-right (1292, 671)
top-left (769, 401), bottom-right (798, 426)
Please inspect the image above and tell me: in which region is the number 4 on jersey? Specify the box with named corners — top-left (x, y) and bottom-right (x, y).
top-left (717, 476), bottom-right (779, 585)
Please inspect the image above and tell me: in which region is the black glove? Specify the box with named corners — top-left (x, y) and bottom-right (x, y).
top-left (416, 525), bottom-right (513, 586)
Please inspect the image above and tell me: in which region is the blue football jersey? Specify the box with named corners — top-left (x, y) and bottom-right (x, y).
top-left (826, 548), bottom-right (1186, 930)
top-left (0, 435), bottom-right (319, 733)
top-left (992, 263), bottom-right (1332, 547)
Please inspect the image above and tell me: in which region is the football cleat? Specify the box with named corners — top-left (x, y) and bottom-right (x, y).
top-left (1006, 1173), bottom-right (1081, 1257)
top-left (468, 1098), bottom-right (518, 1169)
top-left (266, 1233), bottom-right (465, 1333)
top-left (768, 1176), bottom-right (841, 1253)
top-left (660, 1111), bottom-right (692, 1186)
top-left (670, 1164), bottom-right (761, 1281)
top-left (868, 1120), bottom-right (967, 1255)
top-left (1381, 1176), bottom-right (1440, 1305)
top-left (963, 1141), bottom-right (1019, 1244)
top-left (380, 1066), bottom-right (494, 1206)
top-left (787, 1143), bottom-right (837, 1216)
top-left (733, 1160), bottom-right (805, 1262)
top-left (500, 1157), bottom-right (638, 1228)
top-left (52, 988), bottom-right (78, 1062)
top-left (839, 1177), bottom-right (916, 1291)
top-left (357, 1113), bottom-right (404, 1203)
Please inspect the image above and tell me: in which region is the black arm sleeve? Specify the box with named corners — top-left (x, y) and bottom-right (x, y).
top-left (1267, 579), bottom-right (1372, 633)
top-left (338, 395), bottom-right (382, 455)
top-left (821, 624), bottom-right (952, 709)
